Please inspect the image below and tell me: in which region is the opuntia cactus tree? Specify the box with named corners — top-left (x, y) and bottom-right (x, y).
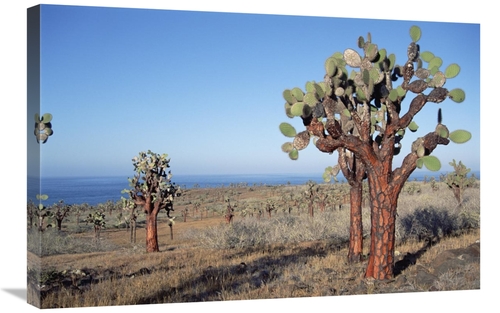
top-left (279, 25), bottom-right (472, 280)
top-left (225, 198), bottom-right (235, 223)
top-left (122, 150), bottom-right (181, 252)
top-left (52, 200), bottom-right (71, 231)
top-left (35, 194), bottom-right (53, 231)
top-left (85, 210), bottom-right (106, 241)
top-left (304, 180), bottom-right (319, 217)
top-left (121, 197), bottom-right (138, 243)
top-left (441, 159), bottom-right (475, 206)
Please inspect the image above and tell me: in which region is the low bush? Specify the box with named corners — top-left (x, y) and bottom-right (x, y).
top-left (27, 228), bottom-right (119, 256)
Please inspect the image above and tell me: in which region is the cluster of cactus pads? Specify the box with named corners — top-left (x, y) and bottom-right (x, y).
top-left (34, 113), bottom-right (53, 144)
top-left (279, 25), bottom-right (471, 172)
top-left (123, 150), bottom-right (181, 216)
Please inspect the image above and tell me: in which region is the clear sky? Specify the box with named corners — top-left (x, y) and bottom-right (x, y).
top-left (32, 5), bottom-right (480, 178)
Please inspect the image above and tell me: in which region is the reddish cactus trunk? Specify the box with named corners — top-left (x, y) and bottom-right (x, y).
top-left (348, 182), bottom-right (363, 263)
top-left (145, 212), bottom-right (159, 252)
top-left (364, 172), bottom-right (402, 279)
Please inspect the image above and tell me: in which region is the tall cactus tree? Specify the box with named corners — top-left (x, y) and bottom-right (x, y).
top-left (122, 150), bottom-right (181, 252)
top-left (279, 25), bottom-right (472, 280)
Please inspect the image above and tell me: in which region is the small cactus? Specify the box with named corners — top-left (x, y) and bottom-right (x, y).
top-left (440, 160), bottom-right (475, 206)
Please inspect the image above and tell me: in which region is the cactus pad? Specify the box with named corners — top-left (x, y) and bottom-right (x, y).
top-left (291, 87), bottom-right (304, 102)
top-left (344, 48), bottom-right (362, 68)
top-left (429, 71), bottom-right (446, 88)
top-left (448, 88), bottom-right (466, 103)
top-left (364, 43), bottom-right (379, 61)
top-left (407, 41), bottom-right (419, 61)
top-left (449, 130), bottom-right (472, 143)
top-left (427, 87), bottom-right (448, 103)
top-left (428, 57), bottom-right (443, 71)
top-left (409, 25), bottom-right (422, 42)
top-left (36, 194), bottom-right (49, 201)
top-left (408, 121), bottom-right (419, 132)
top-left (389, 89), bottom-right (399, 102)
top-left (281, 142), bottom-right (294, 153)
top-left (42, 113), bottom-right (53, 123)
top-left (291, 102), bottom-right (306, 116)
top-left (288, 149), bottom-right (299, 160)
top-left (283, 89), bottom-right (295, 104)
top-left (293, 131), bottom-right (311, 150)
top-left (444, 63), bottom-right (461, 79)
top-left (357, 36), bottom-right (365, 49)
top-left (279, 122), bottom-right (297, 137)
top-left (420, 51), bottom-right (434, 62)
top-left (420, 155), bottom-right (441, 171)
top-left (325, 57), bottom-right (337, 77)
top-left (407, 80), bottom-right (428, 93)
top-left (284, 102), bottom-right (294, 118)
top-left (435, 124), bottom-right (449, 138)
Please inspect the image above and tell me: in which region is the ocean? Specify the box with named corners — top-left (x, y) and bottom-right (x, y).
top-left (27, 171), bottom-right (480, 206)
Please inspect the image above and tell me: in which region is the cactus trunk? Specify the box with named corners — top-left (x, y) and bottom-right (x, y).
top-left (144, 197), bottom-right (161, 252)
top-left (364, 172), bottom-right (401, 280)
top-left (145, 212), bottom-right (159, 252)
top-left (348, 182), bottom-right (363, 263)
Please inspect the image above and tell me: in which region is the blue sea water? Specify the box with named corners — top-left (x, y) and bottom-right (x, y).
top-left (27, 171), bottom-right (480, 206)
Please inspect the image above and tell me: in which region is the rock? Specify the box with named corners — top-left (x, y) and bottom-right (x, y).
top-left (431, 242), bottom-right (480, 277)
top-left (414, 265), bottom-right (438, 289)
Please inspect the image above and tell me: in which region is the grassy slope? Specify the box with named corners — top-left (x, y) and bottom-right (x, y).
top-left (27, 180), bottom-right (480, 308)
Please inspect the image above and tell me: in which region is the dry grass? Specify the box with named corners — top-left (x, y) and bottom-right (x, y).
top-left (27, 180), bottom-right (480, 309)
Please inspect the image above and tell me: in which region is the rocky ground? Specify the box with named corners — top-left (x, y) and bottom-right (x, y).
top-left (28, 239), bottom-right (480, 301)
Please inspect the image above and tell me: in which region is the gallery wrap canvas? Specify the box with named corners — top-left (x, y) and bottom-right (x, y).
top-left (26, 3), bottom-right (482, 310)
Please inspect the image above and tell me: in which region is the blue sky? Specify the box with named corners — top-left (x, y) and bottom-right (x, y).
top-left (31, 5), bottom-right (480, 177)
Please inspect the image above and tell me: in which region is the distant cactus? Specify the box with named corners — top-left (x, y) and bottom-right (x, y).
top-left (304, 180), bottom-right (319, 217)
top-left (34, 194), bottom-right (54, 231)
top-left (52, 200), bottom-right (71, 231)
top-left (429, 177), bottom-right (439, 191)
top-left (121, 197), bottom-right (138, 243)
top-left (225, 199), bottom-right (235, 223)
top-left (440, 160), bottom-right (476, 206)
top-left (264, 199), bottom-right (276, 218)
top-left (85, 210), bottom-right (106, 241)
top-left (167, 217), bottom-right (175, 240)
top-left (278, 25), bottom-right (473, 280)
top-left (122, 150), bottom-right (181, 252)
top-left (403, 182), bottom-right (421, 195)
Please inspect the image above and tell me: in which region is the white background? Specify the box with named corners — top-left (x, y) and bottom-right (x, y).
top-left (1, 1), bottom-right (495, 312)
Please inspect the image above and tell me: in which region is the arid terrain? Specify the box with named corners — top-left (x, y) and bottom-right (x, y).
top-left (27, 179), bottom-right (480, 309)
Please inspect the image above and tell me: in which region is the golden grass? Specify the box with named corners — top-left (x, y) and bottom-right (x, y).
top-left (28, 181), bottom-right (480, 309)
